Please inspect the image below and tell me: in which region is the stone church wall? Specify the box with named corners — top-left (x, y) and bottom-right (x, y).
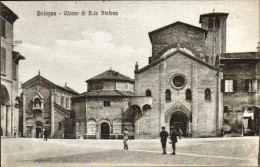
top-left (135, 52), bottom-right (222, 138)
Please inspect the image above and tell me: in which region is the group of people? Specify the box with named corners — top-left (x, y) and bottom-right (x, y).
top-left (160, 126), bottom-right (179, 155)
top-left (122, 126), bottom-right (181, 155)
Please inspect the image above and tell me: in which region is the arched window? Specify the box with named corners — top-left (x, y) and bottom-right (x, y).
top-left (34, 98), bottom-right (42, 108)
top-left (146, 90), bottom-right (151, 97)
top-left (165, 89), bottom-right (171, 102)
top-left (209, 18), bottom-right (213, 28)
top-left (205, 88), bottom-right (211, 102)
top-left (215, 18), bottom-right (220, 28)
top-left (186, 89), bottom-right (192, 101)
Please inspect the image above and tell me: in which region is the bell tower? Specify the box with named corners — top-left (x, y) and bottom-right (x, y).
top-left (199, 12), bottom-right (229, 65)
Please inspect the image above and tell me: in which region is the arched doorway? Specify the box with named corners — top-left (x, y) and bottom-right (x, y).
top-left (1, 84), bottom-right (10, 136)
top-left (35, 122), bottom-right (43, 138)
top-left (101, 122), bottom-right (110, 139)
top-left (170, 112), bottom-right (188, 136)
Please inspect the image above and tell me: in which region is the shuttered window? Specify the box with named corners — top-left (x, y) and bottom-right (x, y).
top-left (1, 19), bottom-right (6, 37)
top-left (245, 79), bottom-right (258, 92)
top-left (12, 63), bottom-right (18, 79)
top-left (1, 47), bottom-right (6, 74)
top-left (221, 79), bottom-right (237, 93)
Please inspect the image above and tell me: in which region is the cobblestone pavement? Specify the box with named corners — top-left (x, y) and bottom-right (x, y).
top-left (1, 136), bottom-right (259, 166)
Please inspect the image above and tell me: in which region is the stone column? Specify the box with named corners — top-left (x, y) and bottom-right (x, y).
top-left (51, 90), bottom-right (55, 137)
top-left (191, 63), bottom-right (198, 137)
top-left (159, 61), bottom-right (166, 130)
top-left (23, 93), bottom-right (27, 137)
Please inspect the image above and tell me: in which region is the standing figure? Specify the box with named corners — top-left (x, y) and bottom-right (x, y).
top-left (160, 126), bottom-right (169, 154)
top-left (178, 128), bottom-right (183, 140)
top-left (170, 126), bottom-right (178, 155)
top-left (123, 128), bottom-right (130, 150)
top-left (43, 129), bottom-right (48, 141)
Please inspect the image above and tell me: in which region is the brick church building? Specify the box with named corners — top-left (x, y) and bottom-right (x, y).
top-left (72, 12), bottom-right (233, 138)
top-left (21, 73), bottom-right (78, 138)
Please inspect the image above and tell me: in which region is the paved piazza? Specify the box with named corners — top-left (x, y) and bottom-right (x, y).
top-left (1, 137), bottom-right (259, 166)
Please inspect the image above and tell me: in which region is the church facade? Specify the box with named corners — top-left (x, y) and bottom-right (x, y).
top-left (21, 73), bottom-right (78, 138)
top-left (72, 12), bottom-right (230, 138)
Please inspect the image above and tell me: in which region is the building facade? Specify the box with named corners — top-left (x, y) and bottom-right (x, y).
top-left (0, 2), bottom-right (25, 136)
top-left (72, 70), bottom-right (136, 139)
top-left (21, 73), bottom-right (78, 138)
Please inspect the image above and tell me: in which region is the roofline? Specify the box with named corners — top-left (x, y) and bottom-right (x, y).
top-left (199, 13), bottom-right (229, 23)
top-left (1, 2), bottom-right (19, 23)
top-left (22, 75), bottom-right (79, 95)
top-left (86, 79), bottom-right (135, 83)
top-left (135, 49), bottom-right (218, 74)
top-left (72, 90), bottom-right (136, 99)
top-left (148, 21), bottom-right (208, 42)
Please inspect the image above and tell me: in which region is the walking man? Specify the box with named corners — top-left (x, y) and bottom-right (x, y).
top-left (123, 128), bottom-right (130, 150)
top-left (160, 126), bottom-right (169, 154)
top-left (43, 129), bottom-right (48, 141)
top-left (170, 126), bottom-right (178, 155)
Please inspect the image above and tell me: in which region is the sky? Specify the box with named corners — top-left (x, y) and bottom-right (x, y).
top-left (4, 1), bottom-right (260, 93)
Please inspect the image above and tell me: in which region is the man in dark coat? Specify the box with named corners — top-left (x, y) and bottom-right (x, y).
top-left (160, 126), bottom-right (169, 154)
top-left (170, 126), bottom-right (178, 155)
top-left (43, 129), bottom-right (48, 141)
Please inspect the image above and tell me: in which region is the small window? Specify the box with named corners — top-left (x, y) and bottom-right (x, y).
top-left (209, 18), bottom-right (213, 28)
top-left (225, 80), bottom-right (233, 93)
top-left (34, 98), bottom-right (42, 108)
top-left (61, 96), bottom-right (65, 107)
top-left (104, 100), bottom-right (110, 107)
top-left (215, 18), bottom-right (220, 28)
top-left (1, 47), bottom-right (6, 74)
top-left (224, 106), bottom-right (229, 113)
top-left (146, 90), bottom-right (152, 97)
top-left (245, 79), bottom-right (258, 92)
top-left (66, 97), bottom-right (70, 108)
top-left (165, 89), bottom-right (171, 102)
top-left (12, 63), bottom-right (18, 79)
top-left (58, 122), bottom-right (62, 130)
top-left (186, 89), bottom-right (192, 101)
top-left (1, 19), bottom-right (5, 37)
top-left (205, 88), bottom-right (211, 102)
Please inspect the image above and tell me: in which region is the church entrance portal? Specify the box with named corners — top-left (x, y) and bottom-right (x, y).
top-left (101, 122), bottom-right (110, 139)
top-left (35, 122), bottom-right (42, 138)
top-left (170, 112), bottom-right (188, 136)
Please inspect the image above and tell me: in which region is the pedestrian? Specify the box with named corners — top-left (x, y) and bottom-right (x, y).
top-left (170, 126), bottom-right (178, 155)
top-left (160, 126), bottom-right (169, 154)
top-left (178, 128), bottom-right (183, 140)
top-left (43, 129), bottom-right (48, 141)
top-left (123, 128), bottom-right (130, 150)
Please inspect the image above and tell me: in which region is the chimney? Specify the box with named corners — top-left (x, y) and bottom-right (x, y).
top-left (135, 62), bottom-right (139, 71)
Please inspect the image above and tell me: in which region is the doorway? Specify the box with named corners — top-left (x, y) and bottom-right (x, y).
top-left (101, 122), bottom-right (110, 139)
top-left (170, 112), bottom-right (188, 136)
top-left (35, 122), bottom-right (42, 138)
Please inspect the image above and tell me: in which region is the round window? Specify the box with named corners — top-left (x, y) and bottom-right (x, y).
top-left (172, 74), bottom-right (186, 89)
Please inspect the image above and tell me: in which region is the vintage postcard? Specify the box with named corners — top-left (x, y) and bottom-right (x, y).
top-left (0, 1), bottom-right (259, 166)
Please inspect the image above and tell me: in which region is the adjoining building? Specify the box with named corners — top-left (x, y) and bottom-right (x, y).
top-left (21, 73), bottom-right (78, 138)
top-left (0, 2), bottom-right (25, 137)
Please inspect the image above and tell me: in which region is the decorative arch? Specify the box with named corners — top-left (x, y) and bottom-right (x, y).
top-left (1, 84), bottom-right (10, 105)
top-left (205, 88), bottom-right (211, 102)
top-left (87, 119), bottom-right (96, 135)
top-left (165, 102), bottom-right (191, 123)
top-left (157, 43), bottom-right (201, 58)
top-left (142, 104), bottom-right (152, 111)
